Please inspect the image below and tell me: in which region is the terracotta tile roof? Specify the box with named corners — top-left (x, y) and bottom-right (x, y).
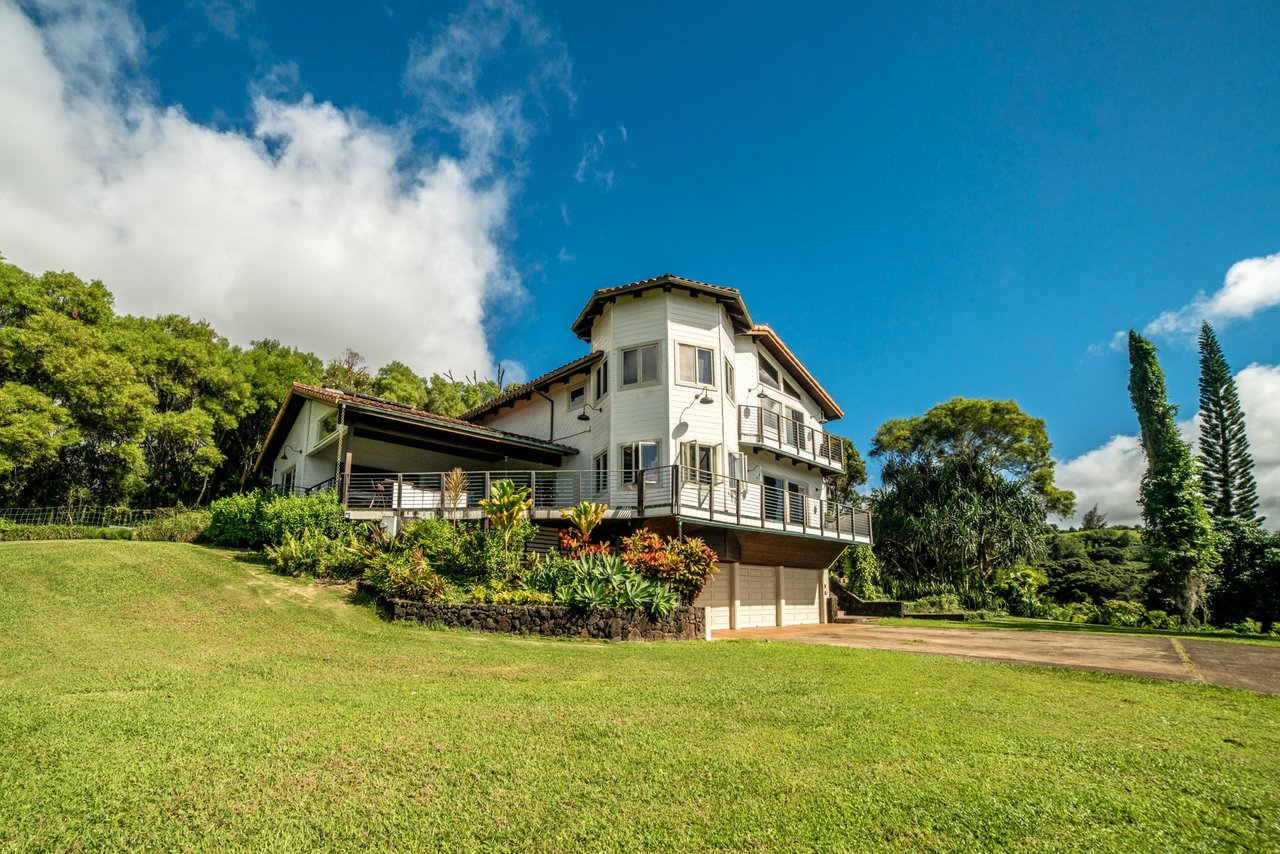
top-left (570, 273), bottom-right (754, 340)
top-left (460, 350), bottom-right (604, 421)
top-left (253, 382), bottom-right (578, 473)
top-left (747, 325), bottom-right (844, 421)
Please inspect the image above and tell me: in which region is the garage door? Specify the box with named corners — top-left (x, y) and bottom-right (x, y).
top-left (737, 565), bottom-right (778, 628)
top-left (694, 564), bottom-right (731, 630)
top-left (783, 568), bottom-right (822, 625)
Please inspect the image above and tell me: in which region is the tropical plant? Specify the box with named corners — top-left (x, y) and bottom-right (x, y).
top-left (556, 553), bottom-right (679, 616)
top-left (618, 529), bottom-right (719, 603)
top-left (478, 479), bottom-right (533, 550)
top-left (561, 500), bottom-right (606, 542)
top-left (442, 468), bottom-right (468, 517)
top-left (1128, 330), bottom-right (1219, 622)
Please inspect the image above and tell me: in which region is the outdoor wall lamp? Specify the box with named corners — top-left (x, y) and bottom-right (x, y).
top-left (280, 444), bottom-right (302, 461)
top-left (577, 403), bottom-right (604, 422)
top-left (750, 383), bottom-right (769, 399)
top-left (697, 387), bottom-right (714, 405)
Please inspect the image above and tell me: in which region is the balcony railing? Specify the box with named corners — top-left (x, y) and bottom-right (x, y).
top-left (339, 466), bottom-right (872, 544)
top-left (737, 405), bottom-right (846, 470)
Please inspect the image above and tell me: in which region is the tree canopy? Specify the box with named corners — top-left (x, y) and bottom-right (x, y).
top-left (0, 257), bottom-right (504, 508)
top-left (871, 397), bottom-right (1075, 517)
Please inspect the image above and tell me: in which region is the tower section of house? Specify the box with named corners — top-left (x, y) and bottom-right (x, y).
top-left (256, 273), bottom-right (871, 630)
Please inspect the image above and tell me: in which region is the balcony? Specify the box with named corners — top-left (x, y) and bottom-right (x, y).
top-left (737, 405), bottom-right (846, 471)
top-left (340, 466), bottom-right (872, 544)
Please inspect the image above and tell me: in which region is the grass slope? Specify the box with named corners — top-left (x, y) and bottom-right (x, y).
top-left (2, 541), bottom-right (1278, 852)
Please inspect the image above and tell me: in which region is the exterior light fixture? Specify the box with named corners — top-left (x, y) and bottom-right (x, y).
top-left (698, 387), bottom-right (714, 405)
top-left (751, 383), bottom-right (768, 399)
top-left (281, 444), bottom-right (302, 461)
top-left (578, 403), bottom-right (604, 422)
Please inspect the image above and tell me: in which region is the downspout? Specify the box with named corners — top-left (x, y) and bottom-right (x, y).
top-left (535, 390), bottom-right (554, 442)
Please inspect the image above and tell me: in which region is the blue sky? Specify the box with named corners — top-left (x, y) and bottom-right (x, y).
top-left (2, 0), bottom-right (1278, 523)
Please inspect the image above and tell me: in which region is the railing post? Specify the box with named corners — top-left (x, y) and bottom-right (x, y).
top-left (735, 476), bottom-right (741, 527)
top-left (637, 470), bottom-right (645, 516)
top-left (708, 471), bottom-right (715, 519)
top-left (530, 470), bottom-right (537, 510)
top-left (396, 473), bottom-right (404, 526)
top-left (819, 498), bottom-right (826, 537)
top-left (671, 464), bottom-right (681, 513)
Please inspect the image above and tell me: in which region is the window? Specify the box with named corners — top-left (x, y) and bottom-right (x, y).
top-left (759, 357), bottom-right (780, 389)
top-left (680, 441), bottom-right (717, 484)
top-left (677, 343), bottom-right (714, 386)
top-left (783, 378), bottom-right (802, 400)
top-left (728, 452), bottom-right (746, 482)
top-left (789, 406), bottom-right (806, 450)
top-left (593, 451), bottom-right (609, 493)
top-left (279, 466), bottom-right (296, 494)
top-left (568, 382), bottom-right (586, 408)
top-left (621, 344), bottom-right (659, 387)
top-left (594, 359), bottom-right (609, 400)
top-left (762, 474), bottom-right (809, 523)
top-left (621, 441), bottom-right (659, 484)
top-left (724, 358), bottom-right (735, 399)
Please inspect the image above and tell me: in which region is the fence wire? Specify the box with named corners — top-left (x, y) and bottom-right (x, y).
top-left (0, 506), bottom-right (185, 527)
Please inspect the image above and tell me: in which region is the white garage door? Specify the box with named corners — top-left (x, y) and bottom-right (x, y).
top-left (694, 564), bottom-right (731, 630)
top-left (737, 565), bottom-right (778, 628)
top-left (783, 568), bottom-right (822, 626)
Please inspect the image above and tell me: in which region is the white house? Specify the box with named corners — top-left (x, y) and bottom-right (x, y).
top-left (255, 273), bottom-right (872, 629)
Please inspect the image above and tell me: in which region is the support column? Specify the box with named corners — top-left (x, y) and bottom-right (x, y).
top-left (730, 562), bottom-right (740, 630)
top-left (821, 569), bottom-right (830, 624)
top-left (776, 565), bottom-right (785, 627)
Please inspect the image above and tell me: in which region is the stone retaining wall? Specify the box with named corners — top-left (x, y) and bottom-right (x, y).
top-left (359, 582), bottom-right (705, 641)
top-left (829, 577), bottom-right (907, 618)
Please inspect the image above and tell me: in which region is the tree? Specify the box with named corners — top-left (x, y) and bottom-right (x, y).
top-left (373, 361), bottom-right (429, 409)
top-left (824, 437), bottom-right (868, 505)
top-left (1127, 330), bottom-right (1219, 622)
top-left (1197, 322), bottom-right (1261, 524)
top-left (871, 397), bottom-right (1075, 516)
top-left (322, 349), bottom-right (373, 392)
top-left (1081, 504), bottom-right (1108, 530)
top-left (1211, 518), bottom-right (1280, 631)
top-left (872, 457), bottom-right (1047, 596)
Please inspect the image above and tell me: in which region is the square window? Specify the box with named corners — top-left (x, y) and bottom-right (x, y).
top-left (678, 343), bottom-right (714, 386)
top-left (759, 358), bottom-right (780, 389)
top-left (621, 344), bottom-right (658, 387)
top-left (568, 383), bottom-right (586, 408)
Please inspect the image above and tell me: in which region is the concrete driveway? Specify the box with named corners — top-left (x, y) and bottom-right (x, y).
top-left (712, 623), bottom-right (1280, 694)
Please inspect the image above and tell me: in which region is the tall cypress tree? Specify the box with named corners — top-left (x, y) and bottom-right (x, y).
top-left (1197, 322), bottom-right (1261, 524)
top-left (1128, 330), bottom-right (1220, 621)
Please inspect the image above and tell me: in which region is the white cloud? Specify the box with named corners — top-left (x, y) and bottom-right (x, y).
top-left (1145, 251), bottom-right (1280, 336)
top-left (1057, 363), bottom-right (1280, 531)
top-left (574, 127), bottom-right (623, 190)
top-left (0, 0), bottom-right (569, 376)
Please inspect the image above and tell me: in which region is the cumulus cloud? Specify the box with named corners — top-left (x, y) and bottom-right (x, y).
top-left (1057, 363), bottom-right (1280, 531)
top-left (0, 0), bottom-right (570, 375)
top-left (1145, 251), bottom-right (1280, 336)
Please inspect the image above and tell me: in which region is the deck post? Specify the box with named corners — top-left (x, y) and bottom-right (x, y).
top-left (671, 464), bottom-right (681, 515)
top-left (341, 451), bottom-right (352, 507)
top-left (396, 473), bottom-right (404, 527)
top-left (637, 473), bottom-right (645, 518)
top-left (530, 470), bottom-right (537, 511)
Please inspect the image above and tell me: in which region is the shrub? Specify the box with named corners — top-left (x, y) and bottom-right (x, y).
top-left (133, 510), bottom-right (211, 543)
top-left (835, 545), bottom-right (881, 599)
top-left (363, 548), bottom-right (449, 601)
top-left (1093, 599), bottom-right (1147, 628)
top-left (258, 491), bottom-right (345, 546)
top-left (205, 491), bottom-right (272, 547)
top-left (264, 529), bottom-right (364, 579)
top-left (206, 490), bottom-right (346, 549)
top-left (905, 593), bottom-right (963, 614)
top-left (1229, 618), bottom-right (1263, 636)
top-left (1142, 609), bottom-right (1178, 630)
top-left (399, 518), bottom-right (534, 585)
top-left (994, 566), bottom-right (1046, 618)
top-left (618, 530), bottom-right (719, 603)
top-left (0, 523), bottom-right (133, 542)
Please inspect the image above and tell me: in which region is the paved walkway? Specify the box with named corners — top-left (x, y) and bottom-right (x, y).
top-left (712, 623), bottom-right (1280, 693)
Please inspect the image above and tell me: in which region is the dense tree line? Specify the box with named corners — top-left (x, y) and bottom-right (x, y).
top-left (0, 258), bottom-right (501, 508)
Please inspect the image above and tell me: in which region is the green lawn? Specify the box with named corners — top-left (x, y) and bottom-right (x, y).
top-left (878, 615), bottom-right (1280, 645)
top-left (2, 542), bottom-right (1278, 852)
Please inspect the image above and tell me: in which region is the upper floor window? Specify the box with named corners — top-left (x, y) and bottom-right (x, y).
top-left (677, 343), bottom-right (714, 386)
top-left (621, 344), bottom-right (659, 388)
top-left (621, 441), bottom-right (659, 484)
top-left (679, 441), bottom-right (717, 485)
top-left (783, 378), bottom-right (802, 400)
top-left (724, 358), bottom-right (735, 399)
top-left (595, 358), bottom-right (609, 400)
top-left (568, 382), bottom-right (586, 409)
top-left (759, 357), bottom-right (780, 389)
